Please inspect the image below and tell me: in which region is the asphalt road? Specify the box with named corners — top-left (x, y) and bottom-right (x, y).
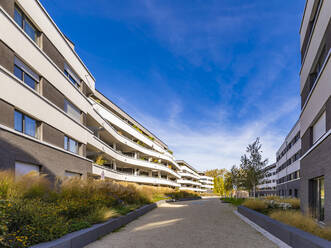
top-left (86, 198), bottom-right (277, 248)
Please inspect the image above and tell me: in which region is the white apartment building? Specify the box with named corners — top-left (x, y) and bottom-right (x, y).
top-left (199, 172), bottom-right (214, 192)
top-left (275, 120), bottom-right (301, 198)
top-left (256, 163), bottom-right (276, 197)
top-left (0, 0), bottom-right (181, 188)
top-left (176, 160), bottom-right (214, 192)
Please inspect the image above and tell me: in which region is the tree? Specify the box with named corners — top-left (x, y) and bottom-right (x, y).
top-left (205, 169), bottom-right (227, 194)
top-left (213, 176), bottom-right (225, 196)
top-left (239, 137), bottom-right (268, 197)
top-left (224, 171), bottom-right (233, 197)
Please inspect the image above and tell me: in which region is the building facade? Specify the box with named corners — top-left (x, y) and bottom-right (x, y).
top-left (256, 163), bottom-right (277, 197)
top-left (299, 0), bottom-right (331, 224)
top-left (198, 172), bottom-right (214, 193)
top-left (0, 0), bottom-right (182, 188)
top-left (275, 120), bottom-right (301, 198)
top-left (177, 160), bottom-right (214, 192)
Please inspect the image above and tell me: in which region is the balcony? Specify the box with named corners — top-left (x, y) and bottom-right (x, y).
top-left (177, 179), bottom-right (202, 186)
top-left (179, 186), bottom-right (205, 192)
top-left (92, 164), bottom-right (180, 187)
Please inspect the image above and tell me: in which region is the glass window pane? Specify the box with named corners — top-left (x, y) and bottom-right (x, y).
top-left (24, 73), bottom-right (36, 89)
top-left (69, 75), bottom-right (78, 86)
top-left (24, 19), bottom-right (36, 41)
top-left (64, 136), bottom-right (68, 150)
top-left (14, 111), bottom-right (23, 132)
top-left (14, 8), bottom-right (23, 27)
top-left (14, 66), bottom-right (23, 80)
top-left (64, 100), bottom-right (81, 122)
top-left (24, 116), bottom-right (36, 137)
top-left (69, 138), bottom-right (78, 154)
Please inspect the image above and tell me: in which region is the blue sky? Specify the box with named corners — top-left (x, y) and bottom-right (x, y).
top-left (41, 0), bottom-right (305, 171)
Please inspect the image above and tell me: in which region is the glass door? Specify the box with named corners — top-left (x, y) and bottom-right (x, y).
top-left (310, 176), bottom-right (325, 221)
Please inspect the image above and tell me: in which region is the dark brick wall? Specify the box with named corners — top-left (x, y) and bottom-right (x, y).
top-left (301, 79), bottom-right (311, 109)
top-left (0, 40), bottom-right (14, 73)
top-left (42, 34), bottom-right (65, 71)
top-left (301, 127), bottom-right (312, 154)
top-left (326, 97), bottom-right (331, 132)
top-left (0, 129), bottom-right (91, 180)
top-left (0, 0), bottom-right (14, 18)
top-left (0, 99), bottom-right (14, 128)
top-left (42, 78), bottom-right (65, 110)
top-left (276, 179), bottom-right (301, 197)
top-left (42, 123), bottom-right (64, 149)
top-left (301, 134), bottom-right (331, 225)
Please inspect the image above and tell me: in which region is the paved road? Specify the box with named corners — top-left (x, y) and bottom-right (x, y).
top-left (86, 198), bottom-right (277, 248)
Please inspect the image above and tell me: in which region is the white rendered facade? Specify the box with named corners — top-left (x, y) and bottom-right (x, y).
top-left (256, 163), bottom-right (277, 197)
top-left (0, 0), bottom-right (182, 188)
top-left (176, 160), bottom-right (214, 192)
top-left (275, 120), bottom-right (301, 197)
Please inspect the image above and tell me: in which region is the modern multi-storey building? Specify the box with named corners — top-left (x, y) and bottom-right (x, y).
top-left (198, 172), bottom-right (214, 192)
top-left (299, 0), bottom-right (331, 223)
top-left (177, 160), bottom-right (209, 192)
top-left (275, 120), bottom-right (301, 198)
top-left (0, 0), bottom-right (181, 188)
top-left (256, 163), bottom-right (277, 197)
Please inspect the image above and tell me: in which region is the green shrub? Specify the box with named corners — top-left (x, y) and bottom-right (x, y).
top-left (220, 197), bottom-right (245, 206)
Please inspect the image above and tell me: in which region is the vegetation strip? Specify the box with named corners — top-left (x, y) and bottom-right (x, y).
top-left (30, 201), bottom-right (165, 248)
top-left (238, 206), bottom-right (331, 248)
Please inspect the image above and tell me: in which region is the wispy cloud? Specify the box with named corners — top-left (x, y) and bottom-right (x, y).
top-left (129, 95), bottom-right (300, 171)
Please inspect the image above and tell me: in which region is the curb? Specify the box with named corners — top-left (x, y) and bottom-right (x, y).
top-left (166, 197), bottom-right (202, 202)
top-left (30, 200), bottom-right (167, 248)
top-left (238, 206), bottom-right (331, 248)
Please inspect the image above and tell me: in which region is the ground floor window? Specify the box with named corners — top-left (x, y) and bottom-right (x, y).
top-left (15, 161), bottom-right (40, 177)
top-left (64, 171), bottom-right (81, 178)
top-left (309, 176), bottom-right (325, 222)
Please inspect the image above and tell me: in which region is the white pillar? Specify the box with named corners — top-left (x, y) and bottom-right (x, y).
top-left (134, 152), bottom-right (138, 159)
top-left (158, 171), bottom-right (161, 178)
top-left (113, 161), bottom-right (117, 170)
top-left (113, 143), bottom-right (117, 150)
top-left (149, 171), bottom-right (152, 177)
top-left (148, 157), bottom-right (152, 162)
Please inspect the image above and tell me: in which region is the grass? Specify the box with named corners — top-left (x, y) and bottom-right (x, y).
top-left (0, 170), bottom-right (196, 247)
top-left (220, 197), bottom-right (245, 206)
top-left (242, 199), bottom-right (268, 212)
top-left (270, 210), bottom-right (331, 241)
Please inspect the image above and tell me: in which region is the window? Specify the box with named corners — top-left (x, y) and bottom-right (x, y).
top-left (14, 57), bottom-right (39, 90)
top-left (64, 136), bottom-right (78, 154)
top-left (313, 112), bottom-right (326, 144)
top-left (15, 161), bottom-right (39, 177)
top-left (14, 110), bottom-right (37, 138)
top-left (64, 171), bottom-right (81, 178)
top-left (64, 64), bottom-right (80, 87)
top-left (64, 99), bottom-right (81, 122)
top-left (14, 5), bottom-right (38, 42)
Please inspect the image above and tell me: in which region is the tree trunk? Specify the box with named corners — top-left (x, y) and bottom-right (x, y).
top-left (253, 184), bottom-right (256, 198)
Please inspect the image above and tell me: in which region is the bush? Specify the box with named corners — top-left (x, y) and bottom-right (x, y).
top-left (167, 190), bottom-right (200, 200)
top-left (0, 171), bottom-right (182, 247)
top-left (242, 199), bottom-right (268, 212)
top-left (270, 210), bottom-right (331, 241)
top-left (220, 197), bottom-right (245, 206)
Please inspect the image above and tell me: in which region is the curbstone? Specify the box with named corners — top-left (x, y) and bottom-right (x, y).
top-left (238, 206), bottom-right (331, 248)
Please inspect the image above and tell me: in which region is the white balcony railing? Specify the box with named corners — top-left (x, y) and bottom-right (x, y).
top-left (93, 164), bottom-right (180, 187)
top-left (177, 179), bottom-right (202, 186)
